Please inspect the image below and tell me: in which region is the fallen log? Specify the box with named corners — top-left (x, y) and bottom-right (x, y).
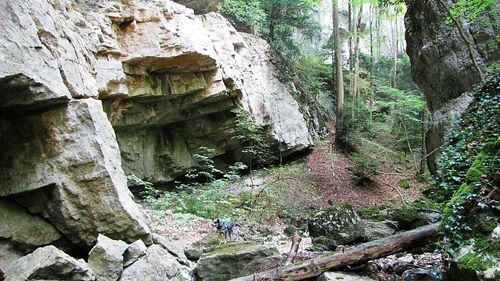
top-left (232, 223), bottom-right (439, 281)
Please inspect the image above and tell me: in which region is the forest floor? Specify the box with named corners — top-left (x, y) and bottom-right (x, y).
top-left (143, 123), bottom-right (429, 254)
top-left (305, 123), bottom-right (426, 209)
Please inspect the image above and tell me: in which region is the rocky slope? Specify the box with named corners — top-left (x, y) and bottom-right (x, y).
top-left (0, 0), bottom-right (317, 275)
top-left (405, 0), bottom-right (499, 173)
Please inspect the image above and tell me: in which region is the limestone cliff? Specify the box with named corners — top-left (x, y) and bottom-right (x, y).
top-left (405, 0), bottom-right (499, 173)
top-left (0, 0), bottom-right (315, 256)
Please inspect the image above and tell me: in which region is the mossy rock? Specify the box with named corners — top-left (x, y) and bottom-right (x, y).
top-left (466, 152), bottom-right (490, 182)
top-left (193, 242), bottom-right (283, 281)
top-left (389, 205), bottom-right (428, 230)
top-left (441, 183), bottom-right (474, 223)
top-left (457, 252), bottom-right (495, 272)
top-left (308, 203), bottom-right (365, 250)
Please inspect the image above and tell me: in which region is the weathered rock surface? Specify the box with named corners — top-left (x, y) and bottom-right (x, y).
top-left (4, 245), bottom-right (95, 281)
top-left (405, 0), bottom-right (499, 173)
top-left (123, 239), bottom-right (147, 267)
top-left (94, 1), bottom-right (314, 183)
top-left (0, 199), bottom-right (61, 252)
top-left (361, 220), bottom-right (396, 241)
top-left (308, 204), bottom-right (365, 250)
top-left (193, 242), bottom-right (284, 281)
top-left (319, 272), bottom-right (375, 281)
top-left (88, 234), bottom-right (129, 281)
top-left (0, 241), bottom-right (23, 271)
top-left (172, 0), bottom-right (221, 14)
top-left (120, 244), bottom-right (191, 281)
top-left (0, 0), bottom-right (316, 260)
top-left (1, 99), bottom-right (151, 247)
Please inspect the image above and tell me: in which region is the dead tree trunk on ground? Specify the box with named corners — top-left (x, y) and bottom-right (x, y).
top-left (232, 224), bottom-right (439, 281)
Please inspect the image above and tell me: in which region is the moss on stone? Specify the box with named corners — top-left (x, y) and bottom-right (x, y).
top-left (457, 252), bottom-right (494, 272)
top-left (205, 242), bottom-right (267, 255)
top-left (441, 183), bottom-right (474, 222)
top-left (466, 152), bottom-right (489, 182)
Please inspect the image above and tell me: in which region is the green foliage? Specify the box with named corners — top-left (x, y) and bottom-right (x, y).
top-left (399, 177), bottom-right (410, 189)
top-left (351, 152), bottom-right (380, 186)
top-left (457, 252), bottom-right (495, 272)
top-left (435, 74), bottom-right (500, 260)
top-left (218, 0), bottom-right (266, 33)
top-left (186, 147), bottom-right (223, 183)
top-left (232, 108), bottom-right (277, 168)
top-left (446, 0), bottom-right (495, 23)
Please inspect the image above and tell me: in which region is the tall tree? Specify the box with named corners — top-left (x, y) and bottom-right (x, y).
top-left (332, 0), bottom-right (345, 147)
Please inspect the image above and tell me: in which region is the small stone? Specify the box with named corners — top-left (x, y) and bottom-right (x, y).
top-left (123, 240), bottom-right (147, 267)
top-left (88, 234), bottom-right (129, 281)
top-left (184, 248), bottom-right (202, 261)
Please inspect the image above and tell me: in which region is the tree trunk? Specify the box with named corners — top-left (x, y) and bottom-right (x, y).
top-left (354, 3), bottom-right (363, 116)
top-left (333, 0), bottom-right (345, 148)
top-left (369, 3), bottom-right (374, 127)
top-left (232, 224), bottom-right (439, 281)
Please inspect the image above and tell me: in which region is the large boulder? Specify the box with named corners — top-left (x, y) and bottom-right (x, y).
top-left (193, 242), bottom-right (284, 281)
top-left (4, 245), bottom-right (95, 281)
top-left (0, 199), bottom-right (61, 252)
top-left (308, 204), bottom-right (366, 250)
top-left (1, 99), bottom-right (151, 247)
top-left (88, 234), bottom-right (129, 281)
top-left (120, 244), bottom-right (191, 281)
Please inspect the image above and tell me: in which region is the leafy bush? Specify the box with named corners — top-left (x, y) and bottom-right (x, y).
top-left (219, 0), bottom-right (266, 33)
top-left (351, 152), bottom-right (380, 186)
top-left (232, 108), bottom-right (277, 169)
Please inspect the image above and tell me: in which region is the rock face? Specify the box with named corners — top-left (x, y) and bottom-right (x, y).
top-left (405, 0), bottom-right (499, 173)
top-left (99, 3), bottom-right (314, 183)
top-left (193, 242), bottom-right (284, 281)
top-left (308, 204), bottom-right (366, 250)
top-left (4, 246), bottom-right (95, 281)
top-left (0, 0), bottom-right (316, 258)
top-left (0, 0), bottom-right (152, 250)
top-left (172, 0), bottom-right (221, 14)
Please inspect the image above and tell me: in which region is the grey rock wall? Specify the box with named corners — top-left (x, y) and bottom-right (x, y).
top-left (405, 0), bottom-right (499, 173)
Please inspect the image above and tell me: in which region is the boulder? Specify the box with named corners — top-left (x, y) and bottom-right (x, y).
top-left (193, 242), bottom-right (284, 281)
top-left (123, 240), bottom-right (147, 267)
top-left (308, 204), bottom-right (365, 250)
top-left (0, 199), bottom-right (60, 252)
top-left (361, 220), bottom-right (397, 241)
top-left (318, 272), bottom-right (375, 281)
top-left (120, 244), bottom-right (191, 281)
top-left (403, 268), bottom-right (440, 281)
top-left (88, 234), bottom-right (129, 281)
top-left (1, 99), bottom-right (151, 247)
top-left (4, 245), bottom-right (95, 281)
